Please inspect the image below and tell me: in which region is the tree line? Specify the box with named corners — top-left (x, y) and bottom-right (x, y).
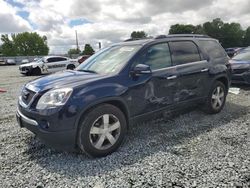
top-left (67, 44), bottom-right (95, 56)
top-left (131, 18), bottom-right (250, 48)
top-left (0, 32), bottom-right (49, 56)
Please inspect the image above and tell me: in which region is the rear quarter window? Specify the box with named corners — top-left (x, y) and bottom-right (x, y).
top-left (199, 40), bottom-right (227, 59)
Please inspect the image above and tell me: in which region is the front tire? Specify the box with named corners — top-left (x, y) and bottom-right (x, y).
top-left (203, 81), bottom-right (227, 114)
top-left (77, 104), bottom-right (127, 157)
top-left (32, 67), bottom-right (41, 75)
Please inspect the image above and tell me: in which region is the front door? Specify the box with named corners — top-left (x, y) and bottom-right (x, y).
top-left (127, 42), bottom-right (178, 117)
top-left (46, 57), bottom-right (67, 73)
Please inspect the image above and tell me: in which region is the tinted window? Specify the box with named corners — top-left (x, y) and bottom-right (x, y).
top-left (169, 41), bottom-right (201, 65)
top-left (57, 57), bottom-right (67, 61)
top-left (136, 43), bottom-right (172, 70)
top-left (47, 58), bottom-right (57, 63)
top-left (199, 40), bottom-right (226, 59)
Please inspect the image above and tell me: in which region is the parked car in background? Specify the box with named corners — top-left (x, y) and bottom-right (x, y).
top-left (16, 34), bottom-right (231, 157)
top-left (21, 59), bottom-right (29, 64)
top-left (5, 59), bottom-right (16, 65)
top-left (77, 55), bottom-right (91, 64)
top-left (230, 50), bottom-right (250, 84)
top-left (19, 56), bottom-right (79, 76)
top-left (0, 60), bottom-right (5, 65)
top-left (239, 46), bottom-right (250, 52)
top-left (225, 47), bottom-right (242, 58)
top-left (33, 58), bottom-right (40, 61)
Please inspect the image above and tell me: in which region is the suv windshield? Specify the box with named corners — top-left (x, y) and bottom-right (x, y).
top-left (76, 45), bottom-right (141, 74)
top-left (232, 51), bottom-right (250, 61)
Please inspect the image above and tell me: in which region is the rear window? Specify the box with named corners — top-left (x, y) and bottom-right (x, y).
top-left (56, 57), bottom-right (67, 61)
top-left (199, 40), bottom-right (226, 59)
top-left (169, 41), bottom-right (201, 65)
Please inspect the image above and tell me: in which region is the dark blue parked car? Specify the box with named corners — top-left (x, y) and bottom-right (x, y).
top-left (230, 49), bottom-right (250, 84)
top-left (16, 34), bottom-right (231, 157)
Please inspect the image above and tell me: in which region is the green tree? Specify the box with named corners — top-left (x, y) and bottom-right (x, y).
top-left (130, 31), bottom-right (148, 39)
top-left (68, 48), bottom-right (81, 55)
top-left (221, 22), bottom-right (244, 48)
top-left (168, 18), bottom-right (250, 48)
top-left (0, 45), bottom-right (2, 56)
top-left (169, 24), bottom-right (205, 34)
top-left (243, 27), bottom-right (250, 46)
top-left (1, 34), bottom-right (16, 56)
top-left (203, 18), bottom-right (244, 48)
top-left (0, 32), bottom-right (49, 56)
top-left (203, 18), bottom-right (224, 41)
top-left (82, 44), bottom-right (95, 55)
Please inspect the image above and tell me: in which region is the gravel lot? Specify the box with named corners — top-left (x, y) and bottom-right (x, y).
top-left (0, 65), bottom-right (249, 188)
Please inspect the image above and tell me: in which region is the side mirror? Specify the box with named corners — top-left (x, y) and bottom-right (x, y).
top-left (131, 64), bottom-right (152, 76)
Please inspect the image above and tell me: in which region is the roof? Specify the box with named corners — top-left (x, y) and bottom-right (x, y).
top-left (117, 34), bottom-right (214, 46)
top-left (44, 56), bottom-right (68, 59)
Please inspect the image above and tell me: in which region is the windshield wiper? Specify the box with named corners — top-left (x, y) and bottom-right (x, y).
top-left (77, 69), bottom-right (98, 74)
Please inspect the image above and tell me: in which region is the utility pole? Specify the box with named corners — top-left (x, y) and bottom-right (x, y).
top-left (75, 30), bottom-right (79, 51)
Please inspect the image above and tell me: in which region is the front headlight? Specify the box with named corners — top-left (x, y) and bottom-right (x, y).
top-left (36, 88), bottom-right (73, 110)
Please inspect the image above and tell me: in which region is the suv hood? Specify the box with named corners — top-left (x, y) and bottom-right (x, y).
top-left (26, 70), bottom-right (107, 92)
top-left (230, 59), bottom-right (250, 70)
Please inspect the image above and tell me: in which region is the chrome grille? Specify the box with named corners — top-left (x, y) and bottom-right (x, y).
top-left (233, 69), bottom-right (247, 74)
top-left (21, 87), bottom-right (36, 106)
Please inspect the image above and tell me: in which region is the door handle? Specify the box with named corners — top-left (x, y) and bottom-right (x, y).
top-left (201, 68), bottom-right (208, 72)
top-left (167, 75), bottom-right (177, 80)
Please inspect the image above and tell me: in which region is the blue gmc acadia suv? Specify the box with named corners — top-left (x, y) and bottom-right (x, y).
top-left (16, 34), bottom-right (231, 157)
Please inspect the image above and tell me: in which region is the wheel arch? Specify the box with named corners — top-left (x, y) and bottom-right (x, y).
top-left (216, 76), bottom-right (229, 91)
top-left (74, 98), bottom-right (130, 147)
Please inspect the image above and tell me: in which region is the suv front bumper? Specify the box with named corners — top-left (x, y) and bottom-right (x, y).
top-left (16, 108), bottom-right (77, 151)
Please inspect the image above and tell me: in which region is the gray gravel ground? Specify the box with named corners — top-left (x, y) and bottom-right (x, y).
top-left (0, 65), bottom-right (249, 188)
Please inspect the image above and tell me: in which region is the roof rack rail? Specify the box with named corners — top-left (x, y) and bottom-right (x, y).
top-left (124, 36), bottom-right (153, 42)
top-left (124, 38), bottom-right (140, 42)
top-left (154, 35), bottom-right (168, 39)
top-left (155, 34), bottom-right (210, 39)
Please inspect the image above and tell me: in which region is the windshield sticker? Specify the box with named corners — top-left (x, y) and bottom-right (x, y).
top-left (119, 47), bottom-right (135, 52)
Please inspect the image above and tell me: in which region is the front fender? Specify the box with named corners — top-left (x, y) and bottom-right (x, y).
top-left (72, 83), bottom-right (129, 128)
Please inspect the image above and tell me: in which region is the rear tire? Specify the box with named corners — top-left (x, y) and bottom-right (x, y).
top-left (67, 64), bottom-right (75, 70)
top-left (203, 81), bottom-right (227, 114)
top-left (77, 104), bottom-right (127, 157)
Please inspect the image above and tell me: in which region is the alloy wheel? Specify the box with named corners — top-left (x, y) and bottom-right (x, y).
top-left (89, 114), bottom-right (121, 150)
top-left (211, 86), bottom-right (225, 110)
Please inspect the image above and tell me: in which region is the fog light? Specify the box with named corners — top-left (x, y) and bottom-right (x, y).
top-left (40, 121), bottom-right (49, 129)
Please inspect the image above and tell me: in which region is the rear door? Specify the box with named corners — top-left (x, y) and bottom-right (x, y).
top-left (168, 40), bottom-right (210, 103)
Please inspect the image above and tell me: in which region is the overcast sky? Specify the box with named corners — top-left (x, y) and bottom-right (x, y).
top-left (0, 0), bottom-right (250, 54)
